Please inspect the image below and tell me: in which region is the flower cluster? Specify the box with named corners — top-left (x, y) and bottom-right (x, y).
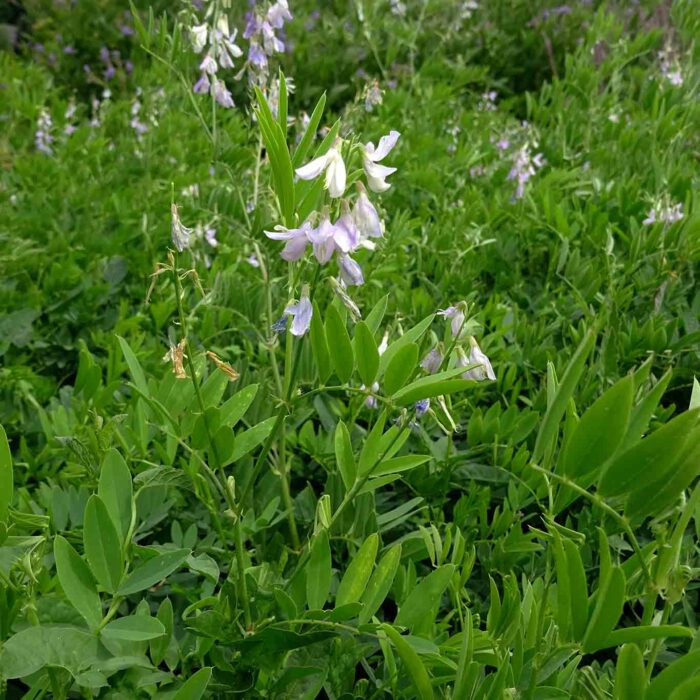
top-left (507, 143), bottom-right (545, 200)
top-left (642, 201), bottom-right (684, 226)
top-left (265, 131), bottom-right (400, 294)
top-left (35, 109), bottom-right (54, 155)
top-left (658, 46), bottom-right (683, 87)
top-left (188, 0), bottom-right (292, 107)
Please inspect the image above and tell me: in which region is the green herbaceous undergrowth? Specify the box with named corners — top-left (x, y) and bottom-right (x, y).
top-left (1, 0), bottom-right (700, 698)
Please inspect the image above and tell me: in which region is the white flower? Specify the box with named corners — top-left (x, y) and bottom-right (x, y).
top-left (295, 143), bottom-right (347, 198)
top-left (171, 203), bottom-right (193, 252)
top-left (459, 339), bottom-right (496, 381)
top-left (267, 0), bottom-right (293, 29)
top-left (362, 130), bottom-right (400, 192)
top-left (352, 183), bottom-right (383, 244)
top-left (191, 23), bottom-right (208, 53)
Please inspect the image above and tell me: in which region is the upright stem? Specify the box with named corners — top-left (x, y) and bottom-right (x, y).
top-left (172, 252), bottom-right (252, 628)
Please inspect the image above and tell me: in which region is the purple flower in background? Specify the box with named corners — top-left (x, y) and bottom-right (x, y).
top-left (249, 42), bottom-right (267, 68)
top-left (421, 346), bottom-right (443, 374)
top-left (35, 109), bottom-right (54, 155)
top-left (438, 305), bottom-right (466, 338)
top-left (193, 72), bottom-right (211, 94)
top-left (267, 0), bottom-right (292, 29)
top-left (246, 254), bottom-right (260, 267)
top-left (205, 227), bottom-right (218, 247)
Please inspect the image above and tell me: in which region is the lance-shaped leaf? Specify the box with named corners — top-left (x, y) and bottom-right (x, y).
top-left (83, 495), bottom-right (123, 594)
top-left (54, 536), bottom-right (102, 630)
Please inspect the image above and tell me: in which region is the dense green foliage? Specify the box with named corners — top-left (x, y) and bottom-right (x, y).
top-left (1, 0), bottom-right (699, 698)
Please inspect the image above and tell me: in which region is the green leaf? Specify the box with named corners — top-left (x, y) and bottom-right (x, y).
top-left (0, 625), bottom-right (100, 679)
top-left (378, 314), bottom-right (435, 376)
top-left (354, 321), bottom-right (380, 387)
top-left (551, 534), bottom-right (571, 640)
top-left (325, 305), bottom-right (354, 383)
top-left (383, 343), bottom-right (419, 396)
top-left (98, 449), bottom-right (133, 543)
top-left (624, 431), bottom-right (700, 522)
top-left (358, 411), bottom-right (388, 476)
top-left (54, 535), bottom-right (102, 629)
top-left (220, 383), bottom-right (258, 428)
top-left (373, 455), bottom-right (431, 476)
top-left (292, 92), bottom-right (326, 168)
top-left (646, 649), bottom-right (700, 700)
top-left (227, 416), bottom-right (277, 464)
top-left (359, 544), bottom-right (402, 624)
top-left (118, 548), bottom-right (190, 596)
top-left (0, 425), bottom-right (12, 522)
top-left (614, 644), bottom-right (646, 700)
top-left (598, 409), bottom-right (700, 497)
top-left (335, 420), bottom-right (356, 490)
top-left (581, 566), bottom-right (625, 653)
top-left (336, 534), bottom-right (378, 608)
top-left (173, 667), bottom-right (213, 700)
top-left (380, 625), bottom-right (435, 700)
top-left (117, 335), bottom-right (150, 397)
top-left (83, 495), bottom-right (123, 594)
top-left (391, 367), bottom-right (473, 405)
top-left (306, 530), bottom-right (331, 610)
top-left (670, 677), bottom-right (700, 700)
top-left (690, 377), bottom-right (700, 410)
top-left (277, 70), bottom-right (288, 136)
top-left (310, 301), bottom-right (332, 383)
top-left (150, 597), bottom-right (173, 667)
top-left (622, 370), bottom-right (671, 450)
top-left (563, 539), bottom-right (589, 642)
top-left (560, 375), bottom-right (633, 479)
top-left (365, 294), bottom-right (389, 335)
top-left (603, 625), bottom-right (693, 650)
top-left (101, 615), bottom-right (165, 642)
top-left (395, 564), bottom-right (455, 634)
top-left (533, 331), bottom-right (596, 463)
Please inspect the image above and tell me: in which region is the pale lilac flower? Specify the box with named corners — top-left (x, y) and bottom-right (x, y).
top-left (267, 0), bottom-right (292, 29)
top-left (338, 255), bottom-right (364, 287)
top-left (214, 80), bottom-right (235, 108)
top-left (246, 254), bottom-right (260, 268)
top-left (643, 202), bottom-right (684, 226)
top-left (362, 382), bottom-right (380, 409)
top-left (364, 81), bottom-right (383, 112)
top-left (193, 72), bottom-right (210, 94)
top-left (390, 0), bottom-right (407, 17)
top-left (200, 53), bottom-right (218, 75)
top-left (205, 227), bottom-right (218, 247)
top-left (306, 210), bottom-right (338, 264)
top-left (249, 42), bottom-right (267, 68)
top-left (265, 221), bottom-right (315, 261)
top-left (284, 289), bottom-right (313, 336)
top-left (362, 131), bottom-right (400, 193)
top-left (438, 305), bottom-right (466, 338)
top-left (295, 143), bottom-right (347, 198)
top-left (171, 204), bottom-right (193, 252)
top-left (415, 399), bottom-right (430, 418)
top-left (421, 346), bottom-right (443, 374)
top-left (262, 21), bottom-right (285, 54)
top-left (352, 183), bottom-right (383, 243)
top-left (508, 144), bottom-right (543, 200)
top-left (334, 205), bottom-right (360, 253)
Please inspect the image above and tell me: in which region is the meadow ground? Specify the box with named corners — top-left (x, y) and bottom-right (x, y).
top-left (0, 1), bottom-right (699, 698)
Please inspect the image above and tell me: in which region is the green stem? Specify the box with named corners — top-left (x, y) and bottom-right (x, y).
top-left (530, 465), bottom-right (654, 590)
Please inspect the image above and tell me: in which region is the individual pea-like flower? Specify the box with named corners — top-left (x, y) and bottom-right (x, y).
top-left (295, 142), bottom-right (347, 198)
top-left (200, 53), bottom-right (218, 75)
top-left (421, 346), bottom-right (443, 374)
top-left (352, 183), bottom-right (383, 245)
top-left (415, 398), bottom-right (430, 418)
top-left (267, 0), bottom-right (293, 29)
top-left (193, 73), bottom-right (211, 94)
top-left (213, 79), bottom-right (235, 108)
top-left (306, 209), bottom-right (338, 264)
top-left (362, 382), bottom-right (381, 409)
top-left (265, 220), bottom-right (315, 261)
top-left (459, 338), bottom-right (496, 381)
top-left (438, 304), bottom-right (466, 338)
top-left (284, 287), bottom-right (313, 336)
top-left (171, 204), bottom-right (193, 252)
top-left (191, 23), bottom-right (208, 53)
top-left (362, 130), bottom-right (400, 192)
top-left (338, 254), bottom-right (364, 287)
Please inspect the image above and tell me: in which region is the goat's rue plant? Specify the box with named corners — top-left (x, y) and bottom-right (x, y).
top-left (0, 2), bottom-right (699, 698)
